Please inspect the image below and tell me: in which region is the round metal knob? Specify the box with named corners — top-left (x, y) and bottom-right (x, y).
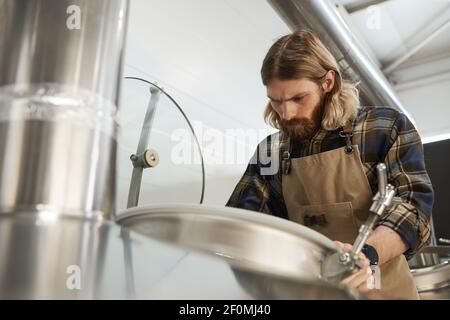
top-left (143, 149), bottom-right (159, 168)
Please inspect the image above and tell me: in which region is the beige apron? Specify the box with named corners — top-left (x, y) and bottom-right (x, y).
top-left (280, 123), bottom-right (419, 300)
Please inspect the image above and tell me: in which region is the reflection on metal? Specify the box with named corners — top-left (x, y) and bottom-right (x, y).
top-left (421, 246), bottom-right (450, 255)
top-left (127, 86), bottom-right (161, 209)
top-left (231, 268), bottom-right (359, 300)
top-left (0, 0), bottom-right (128, 104)
top-left (120, 228), bottom-right (136, 299)
top-left (344, 0), bottom-right (389, 14)
top-left (0, 214), bottom-right (118, 299)
top-left (430, 216), bottom-right (437, 246)
top-left (0, 0), bottom-right (129, 219)
top-left (0, 213), bottom-right (361, 299)
top-left (410, 250), bottom-right (440, 269)
top-left (0, 204), bottom-right (365, 299)
top-left (383, 19), bottom-right (450, 74)
top-left (410, 247), bottom-right (450, 299)
top-left (267, 0), bottom-right (414, 121)
top-left (412, 261), bottom-right (450, 291)
top-left (115, 204), bottom-right (363, 299)
top-left (0, 0), bottom-right (129, 299)
top-left (117, 204), bottom-right (337, 280)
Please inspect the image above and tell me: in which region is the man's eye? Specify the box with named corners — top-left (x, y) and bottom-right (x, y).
top-left (292, 97), bottom-right (304, 103)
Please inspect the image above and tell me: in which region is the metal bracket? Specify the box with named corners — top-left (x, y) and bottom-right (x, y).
top-left (127, 85), bottom-right (161, 209)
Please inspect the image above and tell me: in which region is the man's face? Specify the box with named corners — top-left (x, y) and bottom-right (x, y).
top-left (266, 78), bottom-right (325, 140)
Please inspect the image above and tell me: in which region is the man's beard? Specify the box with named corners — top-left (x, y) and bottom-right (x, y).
top-left (279, 99), bottom-right (324, 141)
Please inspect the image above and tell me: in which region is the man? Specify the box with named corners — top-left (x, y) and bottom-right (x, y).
top-left (226, 30), bottom-right (433, 299)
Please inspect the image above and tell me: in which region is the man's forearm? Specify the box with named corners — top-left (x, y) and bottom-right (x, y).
top-left (366, 225), bottom-right (409, 266)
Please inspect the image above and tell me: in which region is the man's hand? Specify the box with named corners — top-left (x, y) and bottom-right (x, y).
top-left (334, 241), bottom-right (373, 293)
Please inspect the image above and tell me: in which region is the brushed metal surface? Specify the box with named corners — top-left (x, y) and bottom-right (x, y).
top-left (0, 0), bottom-right (128, 218)
top-left (0, 212), bottom-right (358, 299)
top-left (117, 204), bottom-right (340, 282)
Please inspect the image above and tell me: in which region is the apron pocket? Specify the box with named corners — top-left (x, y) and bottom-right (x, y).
top-left (297, 202), bottom-right (358, 244)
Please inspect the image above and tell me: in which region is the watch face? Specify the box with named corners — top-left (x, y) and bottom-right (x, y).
top-left (362, 244), bottom-right (379, 266)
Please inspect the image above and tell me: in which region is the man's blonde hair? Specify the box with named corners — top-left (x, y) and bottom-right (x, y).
top-left (261, 29), bottom-right (359, 131)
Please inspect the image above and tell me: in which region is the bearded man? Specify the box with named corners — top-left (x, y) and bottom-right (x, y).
top-left (226, 30), bottom-right (434, 299)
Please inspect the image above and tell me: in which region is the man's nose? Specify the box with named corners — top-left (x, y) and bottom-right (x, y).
top-left (280, 102), bottom-right (297, 121)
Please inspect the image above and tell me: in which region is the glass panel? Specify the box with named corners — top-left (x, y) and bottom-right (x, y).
top-left (116, 76), bottom-right (203, 212)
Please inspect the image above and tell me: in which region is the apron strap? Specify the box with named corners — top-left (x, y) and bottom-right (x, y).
top-left (279, 132), bottom-right (292, 175)
top-left (339, 120), bottom-right (354, 154)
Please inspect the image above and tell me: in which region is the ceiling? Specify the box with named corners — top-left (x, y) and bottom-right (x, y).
top-left (336, 0), bottom-right (450, 141)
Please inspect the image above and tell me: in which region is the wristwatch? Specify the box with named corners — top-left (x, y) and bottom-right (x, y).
top-left (361, 244), bottom-right (379, 267)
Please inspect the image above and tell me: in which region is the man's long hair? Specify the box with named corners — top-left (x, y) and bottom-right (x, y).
top-left (261, 29), bottom-right (360, 131)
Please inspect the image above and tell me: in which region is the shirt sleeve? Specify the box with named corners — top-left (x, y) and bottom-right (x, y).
top-left (377, 111), bottom-right (434, 259)
top-left (225, 145), bottom-right (272, 213)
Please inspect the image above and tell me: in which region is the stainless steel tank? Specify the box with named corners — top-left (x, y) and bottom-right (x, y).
top-left (0, 0), bottom-right (128, 298)
top-left (0, 207), bottom-right (359, 299)
top-left (0, 0), bottom-right (128, 217)
top-left (409, 248), bottom-right (450, 299)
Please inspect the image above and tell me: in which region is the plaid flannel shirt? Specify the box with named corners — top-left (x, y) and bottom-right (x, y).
top-left (226, 106), bottom-right (434, 259)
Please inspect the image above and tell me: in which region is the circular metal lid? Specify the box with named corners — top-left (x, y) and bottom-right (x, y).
top-left (117, 204), bottom-right (339, 282)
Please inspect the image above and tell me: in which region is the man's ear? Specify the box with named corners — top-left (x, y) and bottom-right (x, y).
top-left (321, 70), bottom-right (335, 93)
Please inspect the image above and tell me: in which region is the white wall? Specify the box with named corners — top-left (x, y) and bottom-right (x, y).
top-left (116, 0), bottom-right (289, 212)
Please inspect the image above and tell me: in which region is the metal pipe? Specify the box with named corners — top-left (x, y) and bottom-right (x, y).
top-left (394, 71), bottom-right (450, 91)
top-left (383, 20), bottom-right (450, 74)
top-left (377, 163), bottom-right (387, 198)
top-left (267, 0), bottom-right (414, 122)
top-left (0, 0), bottom-right (129, 219)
